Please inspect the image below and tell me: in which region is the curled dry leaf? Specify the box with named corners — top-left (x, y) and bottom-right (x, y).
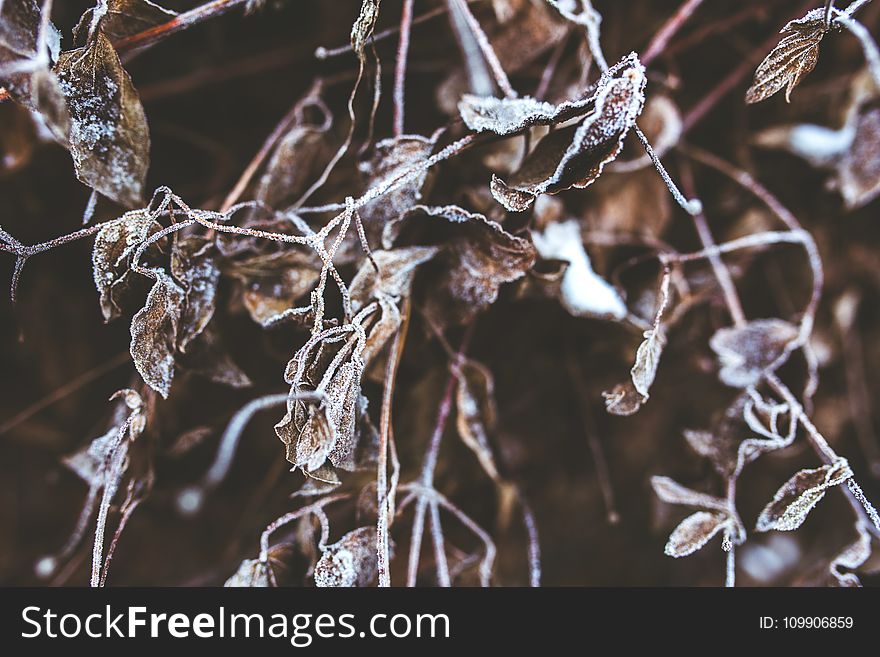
top-left (92, 208), bottom-right (160, 321)
top-left (314, 526), bottom-right (377, 587)
top-left (475, 53), bottom-right (646, 211)
top-left (664, 511), bottom-right (729, 558)
top-left (829, 523), bottom-right (871, 587)
top-left (454, 359), bottom-right (501, 482)
top-left (0, 0), bottom-right (68, 142)
top-left (709, 318), bottom-right (800, 389)
top-left (55, 30), bottom-right (149, 207)
top-left (383, 204), bottom-right (536, 327)
top-left (530, 219), bottom-right (626, 319)
top-left (350, 0), bottom-right (381, 59)
top-left (745, 9), bottom-right (826, 104)
top-left (275, 325), bottom-right (368, 476)
top-left (129, 271), bottom-right (184, 398)
top-left (756, 459), bottom-right (853, 532)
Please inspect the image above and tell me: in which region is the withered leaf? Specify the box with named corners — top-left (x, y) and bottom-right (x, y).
top-left (664, 511), bottom-right (728, 558)
top-left (602, 380), bottom-right (644, 416)
top-left (350, 246), bottom-right (439, 311)
top-left (228, 248), bottom-right (321, 328)
top-left (530, 219), bottom-right (626, 319)
top-left (487, 53), bottom-right (646, 211)
top-left (276, 341), bottom-right (365, 474)
top-left (55, 31), bottom-right (149, 207)
top-left (91, 1), bottom-right (177, 42)
top-left (709, 318), bottom-right (799, 388)
top-left (358, 134), bottom-right (437, 243)
top-left (170, 236), bottom-right (219, 352)
top-left (838, 102), bottom-right (880, 210)
top-left (631, 326), bottom-right (665, 398)
top-left (350, 0), bottom-right (381, 58)
top-left (92, 208), bottom-right (160, 321)
top-left (650, 475), bottom-right (728, 513)
top-left (756, 460), bottom-right (853, 532)
top-left (129, 271), bottom-right (184, 398)
top-left (830, 523), bottom-right (871, 587)
top-left (350, 247), bottom-right (438, 365)
top-left (257, 106), bottom-right (332, 210)
top-left (455, 359), bottom-right (500, 481)
top-left (183, 324), bottom-right (253, 389)
top-left (314, 526), bottom-right (377, 587)
top-left (384, 204), bottom-right (536, 327)
top-left (0, 1), bottom-right (68, 142)
top-left (745, 9), bottom-right (826, 104)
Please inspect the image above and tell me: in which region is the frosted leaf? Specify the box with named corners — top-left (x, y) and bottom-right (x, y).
top-left (756, 460), bottom-right (853, 532)
top-left (350, 0), bottom-right (381, 58)
top-left (183, 324), bottom-right (253, 389)
top-left (631, 326), bottom-right (665, 398)
top-left (257, 117), bottom-right (332, 211)
top-left (358, 135), bottom-right (437, 243)
top-left (64, 426), bottom-right (122, 485)
top-left (454, 359), bottom-right (501, 481)
top-left (830, 523), bottom-right (871, 587)
top-left (665, 511), bottom-right (728, 558)
top-left (530, 219), bottom-right (626, 319)
top-left (55, 31), bottom-right (149, 207)
top-left (745, 9), bottom-right (826, 104)
top-left (650, 475), bottom-right (728, 513)
top-left (314, 526), bottom-right (377, 587)
top-left (92, 208), bottom-right (159, 320)
top-left (349, 246), bottom-right (439, 312)
top-left (0, 1), bottom-right (69, 142)
top-left (170, 236), bottom-right (219, 352)
top-left (74, 1), bottom-right (176, 42)
top-left (129, 271), bottom-right (185, 398)
top-left (709, 318), bottom-right (799, 388)
top-left (384, 204), bottom-right (536, 328)
top-left (227, 248), bottom-right (321, 328)
top-left (276, 357), bottom-right (365, 474)
top-left (489, 53), bottom-right (646, 211)
top-left (349, 247), bottom-right (438, 365)
top-left (459, 95), bottom-right (559, 135)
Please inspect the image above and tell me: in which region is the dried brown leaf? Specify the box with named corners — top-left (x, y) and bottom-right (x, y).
top-left (55, 31), bottom-right (149, 207)
top-left (664, 511), bottom-right (728, 558)
top-left (170, 236), bottom-right (219, 352)
top-left (92, 208), bottom-right (160, 321)
top-left (709, 318), bottom-right (800, 388)
top-left (314, 526), bottom-right (377, 587)
top-left (384, 204), bottom-right (536, 327)
top-left (129, 271), bottom-right (184, 398)
top-left (756, 460), bottom-right (853, 532)
top-left (745, 9), bottom-right (826, 104)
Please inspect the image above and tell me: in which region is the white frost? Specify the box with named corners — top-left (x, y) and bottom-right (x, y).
top-left (531, 219), bottom-right (627, 319)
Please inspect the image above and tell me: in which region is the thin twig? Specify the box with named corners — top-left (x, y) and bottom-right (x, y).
top-left (641, 0), bottom-right (706, 65)
top-left (393, 0), bottom-right (415, 137)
